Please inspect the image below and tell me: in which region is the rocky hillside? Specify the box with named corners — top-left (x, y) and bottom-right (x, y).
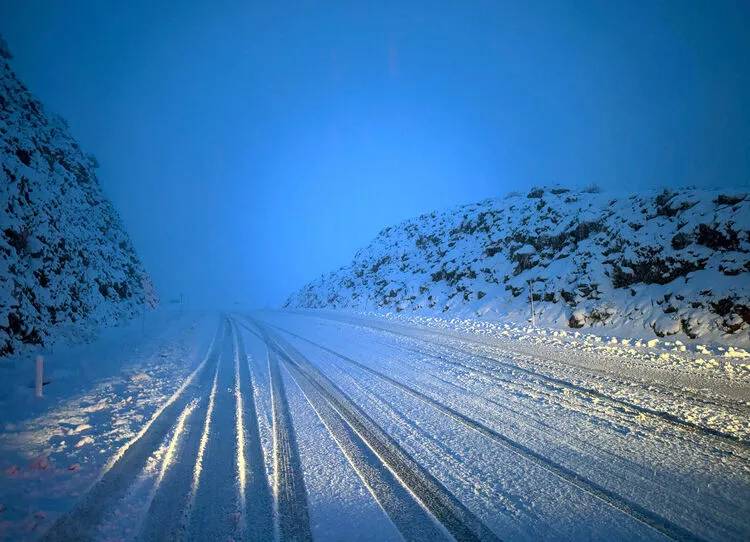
top-left (286, 186), bottom-right (749, 343)
top-left (0, 38), bottom-right (156, 356)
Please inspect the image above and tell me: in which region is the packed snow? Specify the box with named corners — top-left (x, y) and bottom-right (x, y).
top-left (0, 310), bottom-right (214, 540)
top-left (1, 309), bottom-right (748, 541)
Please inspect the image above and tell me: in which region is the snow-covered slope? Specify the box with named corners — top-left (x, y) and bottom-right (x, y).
top-left (286, 185), bottom-right (749, 343)
top-left (0, 38), bottom-right (156, 356)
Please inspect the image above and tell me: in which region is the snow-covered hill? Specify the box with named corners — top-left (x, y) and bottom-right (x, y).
top-left (286, 185), bottom-right (749, 344)
top-left (0, 38), bottom-right (156, 356)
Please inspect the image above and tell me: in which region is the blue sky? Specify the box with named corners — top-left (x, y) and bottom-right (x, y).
top-left (1, 1), bottom-right (749, 307)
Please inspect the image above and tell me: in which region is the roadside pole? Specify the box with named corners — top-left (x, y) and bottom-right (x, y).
top-left (35, 355), bottom-right (44, 398)
top-left (528, 280), bottom-right (536, 328)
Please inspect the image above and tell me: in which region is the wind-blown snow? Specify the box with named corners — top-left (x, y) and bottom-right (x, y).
top-left (286, 186), bottom-right (749, 344)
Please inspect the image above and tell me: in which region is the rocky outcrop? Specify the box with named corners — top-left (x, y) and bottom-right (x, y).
top-left (0, 39), bottom-right (156, 356)
top-left (286, 186), bottom-right (749, 342)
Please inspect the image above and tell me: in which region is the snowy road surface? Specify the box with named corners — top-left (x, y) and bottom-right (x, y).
top-left (9, 311), bottom-right (750, 541)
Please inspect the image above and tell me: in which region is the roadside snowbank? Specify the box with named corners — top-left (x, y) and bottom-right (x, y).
top-left (292, 308), bottom-right (750, 383)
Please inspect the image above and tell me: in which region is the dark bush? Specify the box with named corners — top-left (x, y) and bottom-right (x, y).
top-left (671, 232), bottom-right (692, 250)
top-left (714, 194), bottom-right (745, 206)
top-left (696, 223), bottom-right (740, 251)
top-left (527, 187), bottom-right (544, 198)
top-left (550, 187), bottom-right (570, 195)
top-left (15, 148), bottom-right (31, 166)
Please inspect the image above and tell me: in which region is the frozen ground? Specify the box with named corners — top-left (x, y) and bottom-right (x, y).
top-left (1, 309), bottom-right (748, 541)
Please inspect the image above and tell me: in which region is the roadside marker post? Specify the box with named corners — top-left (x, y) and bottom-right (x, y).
top-left (528, 280), bottom-right (536, 328)
top-left (35, 355), bottom-right (44, 398)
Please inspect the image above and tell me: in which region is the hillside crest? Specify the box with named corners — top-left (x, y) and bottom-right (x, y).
top-left (286, 186), bottom-right (749, 342)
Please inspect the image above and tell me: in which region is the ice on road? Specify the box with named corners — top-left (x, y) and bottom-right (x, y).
top-left (6, 310), bottom-right (750, 541)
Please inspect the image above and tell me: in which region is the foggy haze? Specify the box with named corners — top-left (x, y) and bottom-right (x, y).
top-left (2, 0), bottom-right (749, 307)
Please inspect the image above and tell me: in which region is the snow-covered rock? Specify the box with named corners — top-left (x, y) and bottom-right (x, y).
top-left (652, 316), bottom-right (681, 337)
top-left (0, 39), bottom-right (156, 356)
top-left (569, 309), bottom-right (586, 329)
top-left (286, 185), bottom-right (750, 343)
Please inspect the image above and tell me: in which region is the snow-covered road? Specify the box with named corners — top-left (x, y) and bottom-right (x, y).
top-left (32, 311), bottom-right (750, 541)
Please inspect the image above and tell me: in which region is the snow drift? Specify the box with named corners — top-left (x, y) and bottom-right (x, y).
top-left (286, 185), bottom-right (749, 343)
top-left (0, 38), bottom-right (156, 356)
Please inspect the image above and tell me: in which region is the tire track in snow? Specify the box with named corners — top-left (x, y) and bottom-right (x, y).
top-left (251, 319), bottom-right (502, 542)
top-left (310, 337), bottom-right (747, 540)
top-left (141, 318), bottom-right (273, 542)
top-left (137, 392), bottom-right (212, 542)
top-left (301, 319), bottom-right (750, 525)
top-left (328, 329), bottom-right (737, 483)
top-left (41, 319), bottom-right (225, 542)
top-left (266, 320), bottom-right (708, 542)
top-left (306, 313), bottom-right (750, 451)
top-left (183, 324), bottom-right (243, 540)
top-left (306, 352), bottom-right (550, 540)
top-left (137, 322), bottom-right (226, 542)
top-left (261, 323), bottom-right (313, 542)
top-left (283, 353), bottom-right (456, 542)
top-left (231, 319), bottom-right (275, 541)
